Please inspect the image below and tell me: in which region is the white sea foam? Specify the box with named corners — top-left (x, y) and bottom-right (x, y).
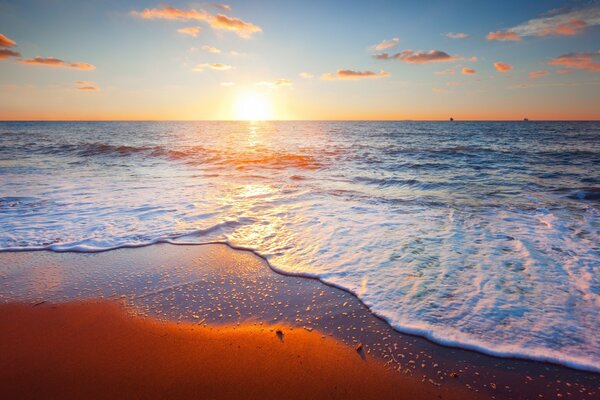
top-left (1, 121), bottom-right (599, 371)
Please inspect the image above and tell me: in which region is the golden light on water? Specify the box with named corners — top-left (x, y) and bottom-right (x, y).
top-left (233, 91), bottom-right (273, 121)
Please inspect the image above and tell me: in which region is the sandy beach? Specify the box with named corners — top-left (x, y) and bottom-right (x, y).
top-left (0, 244), bottom-right (598, 399)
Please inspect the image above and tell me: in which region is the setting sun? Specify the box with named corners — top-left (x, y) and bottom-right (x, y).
top-left (233, 91), bottom-right (273, 121)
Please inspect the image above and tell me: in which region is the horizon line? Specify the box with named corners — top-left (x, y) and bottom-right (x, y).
top-left (1, 119), bottom-right (599, 122)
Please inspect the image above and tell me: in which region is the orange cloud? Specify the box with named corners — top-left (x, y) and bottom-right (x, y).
top-left (494, 62), bottom-right (513, 72)
top-left (462, 67), bottom-right (476, 75)
top-left (506, 5), bottom-right (600, 38)
top-left (210, 14), bottom-right (261, 37)
top-left (548, 51), bottom-right (600, 72)
top-left (373, 38), bottom-right (399, 51)
top-left (299, 72), bottom-right (314, 79)
top-left (374, 49), bottom-right (460, 64)
top-left (486, 31), bottom-right (521, 41)
top-left (19, 56), bottom-right (95, 70)
top-left (322, 69), bottom-right (390, 80)
top-left (446, 32), bottom-right (468, 39)
top-left (177, 26), bottom-right (202, 37)
top-left (0, 49), bottom-right (21, 60)
top-left (131, 6), bottom-right (261, 38)
top-left (529, 70), bottom-right (549, 79)
top-left (537, 19), bottom-right (586, 36)
top-left (0, 33), bottom-right (17, 48)
top-left (193, 63), bottom-right (232, 71)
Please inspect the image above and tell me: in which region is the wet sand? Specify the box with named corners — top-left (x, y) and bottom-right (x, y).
top-left (0, 300), bottom-right (478, 400)
top-left (0, 243), bottom-right (598, 399)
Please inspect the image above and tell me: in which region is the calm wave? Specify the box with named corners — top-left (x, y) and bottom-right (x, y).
top-left (1, 121), bottom-right (598, 371)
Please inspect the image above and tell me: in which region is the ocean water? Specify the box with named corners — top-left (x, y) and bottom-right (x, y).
top-left (1, 121), bottom-right (599, 371)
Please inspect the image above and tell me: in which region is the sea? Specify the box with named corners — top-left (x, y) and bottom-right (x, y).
top-left (1, 120), bottom-right (598, 371)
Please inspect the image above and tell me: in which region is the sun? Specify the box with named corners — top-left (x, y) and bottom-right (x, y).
top-left (233, 91), bottom-right (273, 121)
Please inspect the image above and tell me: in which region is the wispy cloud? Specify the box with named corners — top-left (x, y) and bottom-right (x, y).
top-left (220, 81), bottom-right (235, 86)
top-left (508, 5), bottom-right (600, 37)
top-left (373, 38), bottom-right (399, 51)
top-left (210, 3), bottom-right (232, 12)
top-left (494, 62), bottom-right (513, 72)
top-left (0, 33), bottom-right (21, 60)
top-left (462, 67), bottom-right (476, 75)
top-left (432, 87), bottom-right (449, 93)
top-left (202, 45), bottom-right (221, 53)
top-left (0, 49), bottom-right (21, 60)
top-left (193, 63), bottom-right (232, 71)
top-left (435, 69), bottom-right (455, 75)
top-left (373, 49), bottom-right (460, 64)
top-left (548, 51), bottom-right (600, 72)
top-left (446, 32), bottom-right (468, 39)
top-left (131, 5), bottom-right (262, 38)
top-left (19, 56), bottom-right (95, 70)
top-left (299, 72), bottom-right (314, 79)
top-left (0, 33), bottom-right (17, 48)
top-left (486, 31), bottom-right (521, 41)
top-left (529, 70), bottom-right (549, 79)
top-left (322, 69), bottom-right (390, 80)
top-left (75, 80), bottom-right (99, 91)
top-left (177, 26), bottom-right (202, 37)
top-left (257, 79), bottom-right (294, 88)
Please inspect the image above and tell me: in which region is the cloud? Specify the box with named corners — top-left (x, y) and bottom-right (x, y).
top-left (507, 5), bottom-right (600, 37)
top-left (210, 14), bottom-right (262, 38)
top-left (486, 31), bottom-right (521, 41)
top-left (202, 45), bottom-right (221, 53)
top-left (220, 81), bottom-right (235, 86)
top-left (446, 32), bottom-right (468, 39)
top-left (19, 56), bottom-right (95, 70)
top-left (0, 49), bottom-right (21, 60)
top-left (75, 80), bottom-right (99, 91)
top-left (529, 70), bottom-right (549, 79)
top-left (322, 69), bottom-right (390, 80)
top-left (131, 5), bottom-right (261, 38)
top-left (256, 79), bottom-right (293, 88)
top-left (299, 72), bottom-right (314, 79)
top-left (462, 67), bottom-right (476, 75)
top-left (548, 51), bottom-right (600, 72)
top-left (494, 62), bottom-right (513, 72)
top-left (373, 38), bottom-right (399, 51)
top-left (210, 3), bottom-right (232, 12)
top-left (432, 87), bottom-right (449, 93)
top-left (193, 63), bottom-right (232, 71)
top-left (373, 49), bottom-right (460, 64)
top-left (0, 33), bottom-right (17, 48)
top-left (435, 68), bottom-right (455, 75)
top-left (177, 26), bottom-right (202, 37)
top-left (0, 34), bottom-right (21, 59)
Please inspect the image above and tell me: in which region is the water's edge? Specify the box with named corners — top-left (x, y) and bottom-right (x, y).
top-left (2, 239), bottom-right (599, 374)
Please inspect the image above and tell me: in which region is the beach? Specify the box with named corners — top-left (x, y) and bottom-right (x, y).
top-left (1, 244), bottom-right (597, 399)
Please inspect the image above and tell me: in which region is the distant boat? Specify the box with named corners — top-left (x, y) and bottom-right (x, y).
top-left (524, 118), bottom-right (529, 121)
top-left (449, 117), bottom-right (454, 121)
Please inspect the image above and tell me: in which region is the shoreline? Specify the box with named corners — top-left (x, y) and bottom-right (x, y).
top-left (1, 243), bottom-right (598, 399)
top-left (2, 239), bottom-right (598, 373)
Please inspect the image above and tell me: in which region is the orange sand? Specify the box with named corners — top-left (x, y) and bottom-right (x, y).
top-left (0, 301), bottom-right (478, 400)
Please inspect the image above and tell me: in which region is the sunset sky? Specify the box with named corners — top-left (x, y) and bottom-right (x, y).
top-left (1, 0), bottom-right (599, 120)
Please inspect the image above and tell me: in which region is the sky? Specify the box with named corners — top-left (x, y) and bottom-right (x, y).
top-left (0, 0), bottom-right (599, 120)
